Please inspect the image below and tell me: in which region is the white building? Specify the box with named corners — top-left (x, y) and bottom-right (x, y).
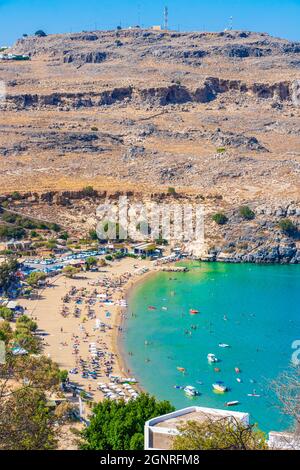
top-left (144, 406), bottom-right (250, 450)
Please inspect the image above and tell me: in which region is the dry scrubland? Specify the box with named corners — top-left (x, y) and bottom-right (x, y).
top-left (0, 29), bottom-right (299, 262)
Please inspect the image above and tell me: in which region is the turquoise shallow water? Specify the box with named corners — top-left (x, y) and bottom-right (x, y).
top-left (124, 262), bottom-right (300, 432)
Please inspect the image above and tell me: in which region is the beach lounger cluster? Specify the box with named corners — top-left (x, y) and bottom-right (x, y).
top-left (97, 381), bottom-right (139, 401)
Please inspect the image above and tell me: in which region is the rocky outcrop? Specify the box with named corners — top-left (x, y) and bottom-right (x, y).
top-left (209, 129), bottom-right (268, 152)
top-left (63, 51), bottom-right (107, 64)
top-left (3, 78), bottom-right (294, 110)
top-left (4, 87), bottom-right (133, 109)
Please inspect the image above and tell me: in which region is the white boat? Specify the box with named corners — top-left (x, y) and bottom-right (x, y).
top-left (219, 343), bottom-right (230, 348)
top-left (184, 386), bottom-right (199, 397)
top-left (213, 382), bottom-right (227, 393)
top-left (207, 353), bottom-right (218, 363)
top-left (225, 400), bottom-right (240, 407)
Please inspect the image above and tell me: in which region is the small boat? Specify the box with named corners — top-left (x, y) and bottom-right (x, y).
top-left (225, 400), bottom-right (240, 407)
top-left (235, 367), bottom-right (241, 373)
top-left (219, 343), bottom-right (230, 348)
top-left (207, 353), bottom-right (218, 363)
top-left (161, 307), bottom-right (168, 311)
top-left (189, 309), bottom-right (199, 315)
top-left (148, 306), bottom-right (156, 311)
top-left (214, 367), bottom-right (221, 373)
top-left (247, 393), bottom-right (261, 397)
top-left (177, 367), bottom-right (186, 373)
top-left (213, 381), bottom-right (227, 393)
top-left (236, 378), bottom-right (242, 383)
top-left (184, 386), bottom-right (199, 397)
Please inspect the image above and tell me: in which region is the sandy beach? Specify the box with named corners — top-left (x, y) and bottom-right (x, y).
top-left (19, 257), bottom-right (156, 402)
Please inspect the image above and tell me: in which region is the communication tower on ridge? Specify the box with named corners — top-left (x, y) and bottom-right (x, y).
top-left (164, 6), bottom-right (169, 31)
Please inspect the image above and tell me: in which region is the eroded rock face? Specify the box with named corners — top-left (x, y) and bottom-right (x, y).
top-left (3, 79), bottom-right (294, 111)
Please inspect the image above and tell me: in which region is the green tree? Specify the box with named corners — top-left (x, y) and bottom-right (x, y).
top-left (212, 212), bottom-right (228, 225)
top-left (0, 388), bottom-right (57, 450)
top-left (58, 369), bottom-right (69, 383)
top-left (0, 259), bottom-right (19, 292)
top-left (239, 206), bottom-right (255, 220)
top-left (35, 30), bottom-right (47, 37)
top-left (26, 271), bottom-right (47, 287)
top-left (172, 417), bottom-right (267, 450)
top-left (0, 320), bottom-right (13, 342)
top-left (63, 265), bottom-right (80, 278)
top-left (80, 393), bottom-right (174, 450)
top-left (89, 229), bottom-right (98, 240)
top-left (0, 307), bottom-right (14, 321)
top-left (0, 225), bottom-right (26, 240)
top-left (16, 315), bottom-right (38, 332)
top-left (0, 354), bottom-right (62, 450)
top-left (85, 256), bottom-right (98, 270)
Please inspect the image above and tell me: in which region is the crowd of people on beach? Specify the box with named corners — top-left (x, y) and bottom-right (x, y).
top-left (54, 271), bottom-right (143, 401)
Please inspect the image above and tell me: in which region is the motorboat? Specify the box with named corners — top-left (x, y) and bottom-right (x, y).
top-left (189, 309), bottom-right (199, 315)
top-left (212, 381), bottom-right (227, 393)
top-left (184, 386), bottom-right (199, 397)
top-left (219, 343), bottom-right (230, 348)
top-left (225, 401), bottom-right (240, 407)
top-left (177, 367), bottom-right (186, 373)
top-left (207, 353), bottom-right (218, 363)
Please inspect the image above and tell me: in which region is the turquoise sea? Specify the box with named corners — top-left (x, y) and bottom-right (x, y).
top-left (124, 262), bottom-right (300, 432)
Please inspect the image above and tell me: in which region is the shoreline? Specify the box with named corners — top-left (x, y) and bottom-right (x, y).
top-left (113, 269), bottom-right (159, 395)
top-left (17, 257), bottom-right (158, 402)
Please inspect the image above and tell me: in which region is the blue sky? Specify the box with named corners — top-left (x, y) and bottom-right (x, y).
top-left (0, 0), bottom-right (300, 45)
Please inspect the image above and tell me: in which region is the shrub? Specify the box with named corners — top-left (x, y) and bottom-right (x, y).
top-left (167, 187), bottom-right (176, 195)
top-left (11, 191), bottom-right (22, 201)
top-left (239, 205), bottom-right (255, 220)
top-left (60, 232), bottom-right (69, 240)
top-left (82, 186), bottom-right (96, 197)
top-left (278, 219), bottom-right (297, 236)
top-left (212, 212), bottom-right (228, 225)
top-left (89, 229), bottom-right (98, 240)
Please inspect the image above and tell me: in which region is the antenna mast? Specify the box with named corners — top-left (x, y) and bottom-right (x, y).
top-left (164, 6), bottom-right (168, 31)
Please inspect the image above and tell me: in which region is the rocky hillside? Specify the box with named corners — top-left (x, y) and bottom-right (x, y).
top-left (2, 189), bottom-right (299, 264)
top-left (0, 28), bottom-right (299, 260)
